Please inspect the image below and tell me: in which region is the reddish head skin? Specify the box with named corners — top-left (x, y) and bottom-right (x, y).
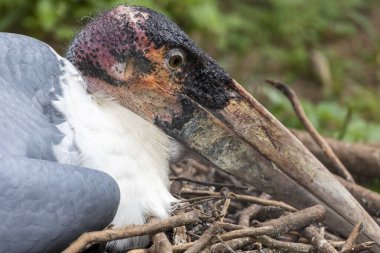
top-left (67, 5), bottom-right (236, 126)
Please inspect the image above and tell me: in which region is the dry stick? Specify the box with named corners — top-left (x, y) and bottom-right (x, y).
top-left (303, 225), bottom-right (338, 253)
top-left (184, 225), bottom-right (222, 253)
top-left (218, 190), bottom-right (231, 222)
top-left (186, 158), bottom-right (212, 173)
top-left (172, 242), bottom-right (194, 253)
top-left (170, 176), bottom-right (248, 191)
top-left (239, 204), bottom-right (261, 227)
top-left (175, 205), bottom-right (325, 253)
top-left (237, 250), bottom-right (280, 253)
top-left (127, 249), bottom-right (149, 253)
top-left (218, 205), bottom-right (325, 243)
top-left (151, 232), bottom-right (172, 253)
top-left (175, 239), bottom-right (359, 253)
top-left (291, 129), bottom-right (380, 180)
top-left (256, 235), bottom-right (314, 252)
top-left (267, 79), bottom-right (355, 183)
top-left (347, 241), bottom-right (375, 253)
top-left (215, 235), bottom-right (235, 253)
top-left (213, 222), bottom-right (245, 231)
top-left (340, 222), bottom-right (363, 253)
top-left (211, 237), bottom-right (254, 253)
top-left (172, 211), bottom-right (189, 245)
top-left (170, 162), bottom-right (196, 196)
top-left (255, 206), bottom-right (288, 221)
top-left (239, 193), bottom-right (270, 227)
top-left (260, 205), bottom-right (326, 238)
top-left (180, 188), bottom-right (297, 212)
top-left (335, 176), bottom-right (380, 217)
top-left (63, 210), bottom-right (200, 253)
top-left (174, 226), bottom-right (273, 252)
top-left (148, 217), bottom-right (173, 253)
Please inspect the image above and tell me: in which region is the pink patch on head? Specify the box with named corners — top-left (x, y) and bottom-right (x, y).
top-left (67, 5), bottom-right (154, 83)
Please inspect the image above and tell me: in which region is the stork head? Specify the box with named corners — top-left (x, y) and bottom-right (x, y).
top-left (67, 5), bottom-right (232, 121)
top-left (67, 5), bottom-right (380, 248)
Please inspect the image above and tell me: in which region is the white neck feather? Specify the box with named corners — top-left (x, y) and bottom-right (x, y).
top-left (53, 59), bottom-right (176, 250)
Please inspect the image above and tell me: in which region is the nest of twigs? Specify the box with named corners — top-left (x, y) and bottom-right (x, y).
top-left (63, 158), bottom-right (374, 253)
top-left (63, 80), bottom-right (380, 253)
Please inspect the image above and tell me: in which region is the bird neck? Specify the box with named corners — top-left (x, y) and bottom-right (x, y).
top-left (53, 59), bottom-right (176, 249)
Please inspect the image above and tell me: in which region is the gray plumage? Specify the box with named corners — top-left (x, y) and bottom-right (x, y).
top-left (0, 33), bottom-right (120, 252)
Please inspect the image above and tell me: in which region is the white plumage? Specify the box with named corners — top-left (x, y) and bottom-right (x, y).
top-left (52, 55), bottom-right (177, 249)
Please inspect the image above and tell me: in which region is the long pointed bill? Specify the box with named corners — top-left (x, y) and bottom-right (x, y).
top-left (64, 5), bottom-right (380, 250)
top-left (156, 79), bottom-right (380, 250)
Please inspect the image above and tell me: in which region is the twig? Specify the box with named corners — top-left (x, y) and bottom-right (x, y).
top-left (255, 206), bottom-right (288, 221)
top-left (303, 225), bottom-right (338, 253)
top-left (239, 193), bottom-right (270, 227)
top-left (63, 210), bottom-right (200, 253)
top-left (213, 222), bottom-right (245, 231)
top-left (173, 227), bottom-right (273, 252)
top-left (148, 217), bottom-right (173, 253)
top-left (267, 79), bottom-right (355, 183)
top-left (173, 206), bottom-right (325, 253)
top-left (340, 222), bottom-right (363, 253)
top-left (170, 176), bottom-right (248, 191)
top-left (172, 210), bottom-right (189, 245)
top-left (184, 225), bottom-right (222, 253)
top-left (211, 237), bottom-right (254, 253)
top-left (239, 204), bottom-right (261, 227)
top-left (180, 189), bottom-right (297, 212)
top-left (291, 129), bottom-right (380, 180)
top-left (127, 249), bottom-right (149, 253)
top-left (260, 205), bottom-right (326, 238)
top-left (215, 234), bottom-right (235, 253)
top-left (217, 226), bottom-right (274, 242)
top-left (186, 159), bottom-right (212, 173)
top-left (170, 163), bottom-right (196, 196)
top-left (218, 205), bottom-right (325, 242)
top-left (173, 242), bottom-right (194, 253)
top-left (219, 189), bottom-right (231, 222)
top-left (346, 241), bottom-right (375, 253)
top-left (256, 235), bottom-right (314, 252)
top-left (335, 176), bottom-right (380, 217)
top-left (151, 232), bottom-right (172, 253)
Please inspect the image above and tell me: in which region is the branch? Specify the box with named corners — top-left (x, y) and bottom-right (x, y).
top-left (180, 188), bottom-right (297, 212)
top-left (184, 225), bottom-right (222, 253)
top-left (261, 205), bottom-right (326, 237)
top-left (335, 176), bottom-right (380, 217)
top-left (256, 235), bottom-right (314, 252)
top-left (63, 210), bottom-right (200, 253)
top-left (148, 217), bottom-right (173, 253)
top-left (267, 79), bottom-right (355, 183)
top-left (239, 193), bottom-right (270, 227)
top-left (303, 226), bottom-right (338, 253)
top-left (170, 176), bottom-right (248, 191)
top-left (340, 222), bottom-right (363, 253)
top-left (291, 129), bottom-right (380, 180)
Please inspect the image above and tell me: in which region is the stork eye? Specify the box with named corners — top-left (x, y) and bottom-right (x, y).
top-left (166, 49), bottom-right (186, 70)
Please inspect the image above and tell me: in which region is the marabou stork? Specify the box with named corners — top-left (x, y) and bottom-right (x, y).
top-left (0, 5), bottom-right (379, 253)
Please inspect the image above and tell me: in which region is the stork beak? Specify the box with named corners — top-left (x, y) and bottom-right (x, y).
top-left (155, 79), bottom-right (380, 249)
top-left (66, 5), bottom-right (379, 247)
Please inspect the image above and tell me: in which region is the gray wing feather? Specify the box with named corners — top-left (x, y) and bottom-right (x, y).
top-left (0, 152), bottom-right (120, 253)
top-left (0, 33), bottom-right (64, 159)
top-left (0, 33), bottom-right (120, 252)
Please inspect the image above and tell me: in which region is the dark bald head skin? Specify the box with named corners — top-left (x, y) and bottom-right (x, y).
top-left (67, 5), bottom-right (234, 114)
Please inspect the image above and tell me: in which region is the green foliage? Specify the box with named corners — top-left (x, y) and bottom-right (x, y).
top-left (1, 0), bottom-right (379, 143)
top-left (264, 87), bottom-right (380, 142)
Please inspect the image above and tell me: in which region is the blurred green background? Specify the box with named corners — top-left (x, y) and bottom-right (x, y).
top-left (1, 0), bottom-right (380, 143)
